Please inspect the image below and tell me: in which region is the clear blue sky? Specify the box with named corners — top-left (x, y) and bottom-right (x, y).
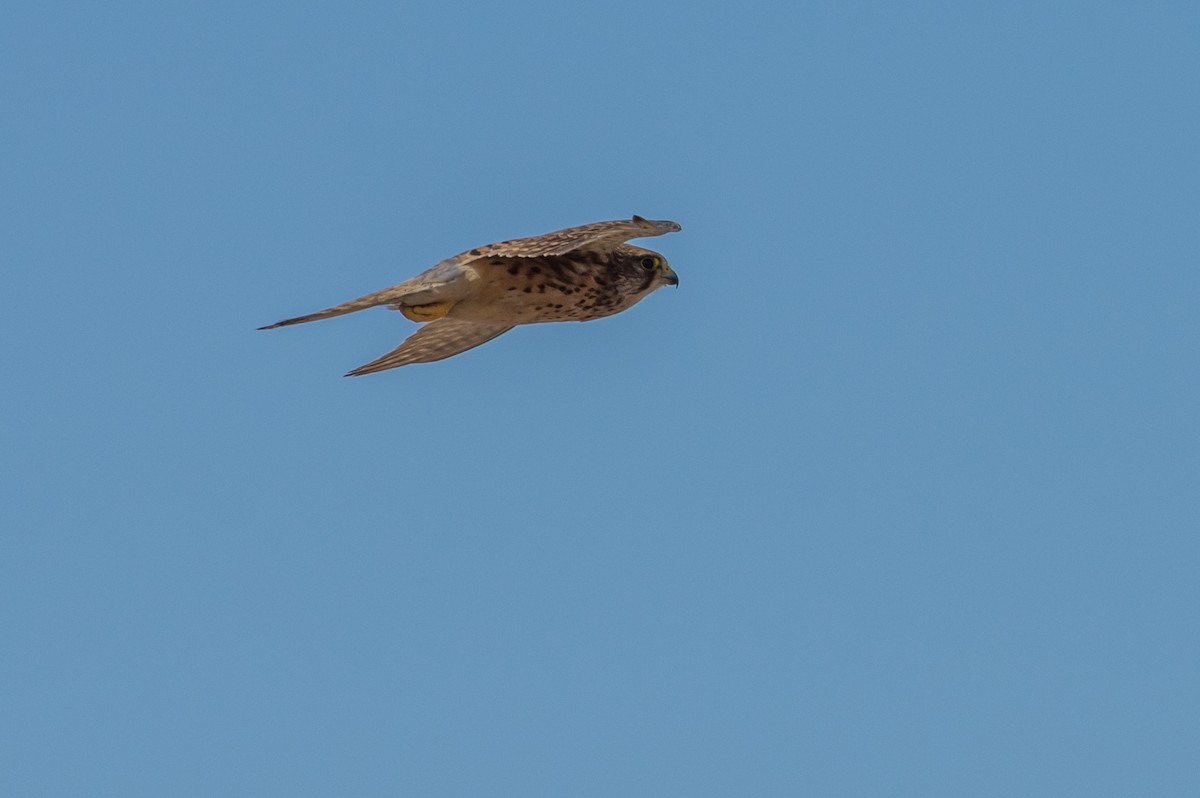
top-left (3, 2), bottom-right (1197, 795)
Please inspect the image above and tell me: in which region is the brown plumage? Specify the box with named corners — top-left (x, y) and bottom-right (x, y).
top-left (260, 216), bottom-right (681, 375)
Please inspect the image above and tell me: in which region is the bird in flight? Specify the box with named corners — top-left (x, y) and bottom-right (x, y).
top-left (259, 215), bottom-right (681, 375)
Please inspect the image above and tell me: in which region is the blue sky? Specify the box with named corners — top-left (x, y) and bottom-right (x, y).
top-left (2, 1), bottom-right (1197, 795)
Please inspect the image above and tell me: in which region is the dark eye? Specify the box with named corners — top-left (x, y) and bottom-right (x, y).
top-left (640, 257), bottom-right (657, 270)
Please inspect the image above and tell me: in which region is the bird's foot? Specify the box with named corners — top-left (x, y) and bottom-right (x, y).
top-left (400, 301), bottom-right (454, 322)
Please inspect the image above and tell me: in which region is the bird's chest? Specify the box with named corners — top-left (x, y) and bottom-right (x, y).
top-left (455, 259), bottom-right (639, 323)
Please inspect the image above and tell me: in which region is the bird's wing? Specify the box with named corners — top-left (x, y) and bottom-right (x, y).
top-left (459, 216), bottom-right (681, 261)
top-left (344, 319), bottom-right (514, 375)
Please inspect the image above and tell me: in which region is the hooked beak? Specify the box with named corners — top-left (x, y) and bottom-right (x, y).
top-left (663, 268), bottom-right (679, 287)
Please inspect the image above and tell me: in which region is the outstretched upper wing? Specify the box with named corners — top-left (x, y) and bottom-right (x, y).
top-left (459, 216), bottom-right (682, 261)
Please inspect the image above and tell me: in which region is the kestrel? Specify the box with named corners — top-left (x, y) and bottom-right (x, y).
top-left (260, 215), bottom-right (681, 375)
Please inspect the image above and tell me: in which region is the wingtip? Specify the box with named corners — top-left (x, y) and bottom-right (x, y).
top-left (631, 215), bottom-right (681, 233)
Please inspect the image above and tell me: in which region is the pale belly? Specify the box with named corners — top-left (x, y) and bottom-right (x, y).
top-left (446, 285), bottom-right (640, 324)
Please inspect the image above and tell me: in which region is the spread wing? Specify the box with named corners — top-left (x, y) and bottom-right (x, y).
top-left (459, 215), bottom-right (681, 261)
top-left (344, 319), bottom-right (514, 375)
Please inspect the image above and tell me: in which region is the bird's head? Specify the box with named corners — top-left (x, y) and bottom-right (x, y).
top-left (615, 244), bottom-right (679, 293)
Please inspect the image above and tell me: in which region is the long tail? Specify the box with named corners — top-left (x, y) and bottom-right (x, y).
top-left (258, 286), bottom-right (407, 330)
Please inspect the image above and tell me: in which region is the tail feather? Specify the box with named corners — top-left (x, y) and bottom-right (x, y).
top-left (258, 287), bottom-right (406, 330)
top-left (345, 320), bottom-right (514, 376)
